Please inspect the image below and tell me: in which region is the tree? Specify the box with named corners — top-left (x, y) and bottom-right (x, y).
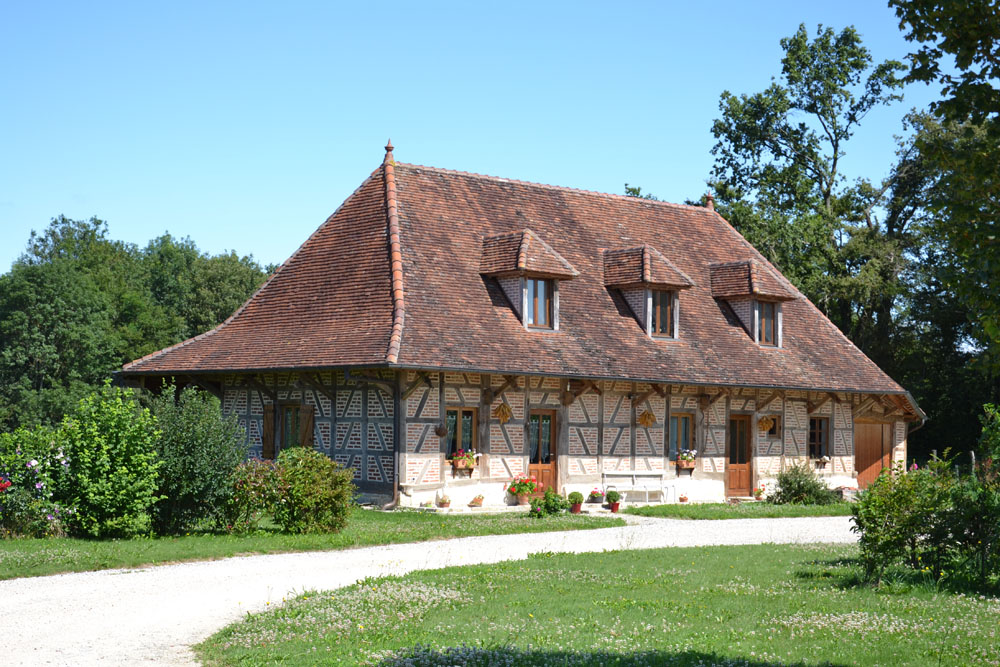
top-left (709, 24), bottom-right (910, 372)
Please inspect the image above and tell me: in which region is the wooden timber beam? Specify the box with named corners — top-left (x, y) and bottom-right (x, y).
top-left (401, 371), bottom-right (433, 401)
top-left (483, 374), bottom-right (519, 405)
top-left (630, 383), bottom-right (665, 405)
top-left (345, 369), bottom-right (395, 395)
top-left (699, 388), bottom-right (729, 411)
top-left (807, 392), bottom-right (833, 414)
top-left (757, 390), bottom-right (783, 412)
top-left (190, 377), bottom-right (223, 400)
top-left (563, 379), bottom-right (603, 406)
top-left (300, 373), bottom-right (336, 404)
top-left (243, 376), bottom-right (277, 403)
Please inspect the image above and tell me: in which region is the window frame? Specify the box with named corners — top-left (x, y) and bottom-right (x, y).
top-left (808, 417), bottom-right (829, 459)
top-left (445, 407), bottom-right (478, 458)
top-left (669, 412), bottom-right (694, 459)
top-left (758, 300), bottom-right (776, 346)
top-left (765, 415), bottom-right (782, 439)
top-left (525, 277), bottom-right (554, 329)
top-left (651, 289), bottom-right (676, 338)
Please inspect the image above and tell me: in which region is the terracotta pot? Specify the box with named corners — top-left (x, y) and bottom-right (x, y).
top-left (570, 503), bottom-right (582, 514)
top-left (677, 459), bottom-right (696, 469)
top-left (450, 459), bottom-right (475, 470)
top-left (609, 502), bottom-right (620, 513)
top-left (679, 496), bottom-right (689, 503)
top-left (517, 493), bottom-right (531, 506)
top-left (438, 502), bottom-right (450, 508)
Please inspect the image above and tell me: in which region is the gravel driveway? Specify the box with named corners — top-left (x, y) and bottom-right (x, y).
top-left (2, 515), bottom-right (855, 665)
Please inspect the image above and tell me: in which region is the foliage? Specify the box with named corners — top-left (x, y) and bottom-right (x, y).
top-left (506, 475), bottom-right (538, 496)
top-left (588, 488), bottom-right (604, 501)
top-left (0, 217), bottom-right (269, 431)
top-left (146, 387), bottom-right (247, 535)
top-left (567, 491), bottom-right (584, 505)
top-left (623, 183), bottom-right (659, 200)
top-left (528, 489), bottom-right (570, 518)
top-left (59, 385), bottom-right (162, 538)
top-left (272, 447), bottom-right (355, 534)
top-left (677, 448), bottom-right (697, 462)
top-left (605, 489), bottom-right (621, 504)
top-left (220, 459), bottom-right (282, 533)
top-left (0, 487), bottom-right (68, 538)
top-left (981, 403), bottom-right (1000, 462)
top-left (447, 449), bottom-right (475, 465)
top-left (769, 464), bottom-right (837, 505)
top-left (0, 425), bottom-right (73, 537)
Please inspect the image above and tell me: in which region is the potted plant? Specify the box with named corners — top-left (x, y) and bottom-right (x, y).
top-left (568, 491), bottom-right (584, 514)
top-left (677, 449), bottom-right (697, 470)
top-left (606, 489), bottom-right (621, 513)
top-left (588, 488), bottom-right (604, 503)
top-left (753, 486), bottom-right (765, 501)
top-left (815, 455), bottom-right (831, 469)
top-left (449, 449), bottom-right (477, 471)
top-left (678, 493), bottom-right (689, 503)
top-left (507, 475), bottom-right (538, 505)
top-left (437, 494), bottom-right (451, 508)
top-left (468, 494), bottom-right (484, 508)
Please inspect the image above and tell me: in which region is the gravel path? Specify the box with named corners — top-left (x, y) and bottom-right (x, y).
top-left (3, 515), bottom-right (855, 665)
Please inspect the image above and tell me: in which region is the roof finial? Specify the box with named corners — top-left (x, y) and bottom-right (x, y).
top-left (384, 139), bottom-right (394, 163)
top-left (705, 192), bottom-right (715, 211)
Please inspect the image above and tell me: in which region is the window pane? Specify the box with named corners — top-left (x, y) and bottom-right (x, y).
top-left (529, 415), bottom-right (539, 463)
top-left (540, 414), bottom-right (552, 464)
top-left (446, 411), bottom-right (458, 456)
top-left (537, 279), bottom-right (547, 326)
top-left (526, 280), bottom-right (536, 325)
top-left (681, 416), bottom-right (690, 451)
top-left (669, 416), bottom-right (678, 458)
top-left (461, 411), bottom-right (474, 451)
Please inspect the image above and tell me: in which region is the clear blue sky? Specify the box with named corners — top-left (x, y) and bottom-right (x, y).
top-left (0, 1), bottom-right (940, 273)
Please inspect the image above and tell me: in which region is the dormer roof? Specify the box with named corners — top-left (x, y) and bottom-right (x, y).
top-left (603, 244), bottom-right (693, 289)
top-left (710, 259), bottom-right (796, 301)
top-left (480, 229), bottom-right (579, 279)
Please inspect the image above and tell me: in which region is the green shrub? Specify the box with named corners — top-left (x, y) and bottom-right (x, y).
top-left (0, 425), bottom-right (72, 500)
top-left (220, 458), bottom-right (282, 533)
top-left (568, 491), bottom-right (584, 504)
top-left (980, 403), bottom-right (1000, 462)
top-left (946, 462), bottom-right (1000, 590)
top-left (605, 489), bottom-right (621, 504)
top-left (768, 464), bottom-right (837, 505)
top-left (60, 385), bottom-right (162, 538)
top-left (0, 487), bottom-right (69, 537)
top-left (273, 447), bottom-right (354, 534)
top-left (147, 387), bottom-right (247, 534)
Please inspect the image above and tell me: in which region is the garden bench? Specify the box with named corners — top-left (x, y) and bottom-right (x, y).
top-left (601, 471), bottom-right (670, 504)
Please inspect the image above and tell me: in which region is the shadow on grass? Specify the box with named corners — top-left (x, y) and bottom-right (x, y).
top-left (792, 555), bottom-right (999, 596)
top-left (375, 645), bottom-right (850, 666)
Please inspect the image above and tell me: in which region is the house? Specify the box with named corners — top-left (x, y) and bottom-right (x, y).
top-left (119, 143), bottom-right (924, 507)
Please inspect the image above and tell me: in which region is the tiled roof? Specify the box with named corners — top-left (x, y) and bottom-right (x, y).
top-left (710, 259), bottom-right (796, 301)
top-left (604, 244), bottom-right (693, 289)
top-left (480, 229), bottom-right (579, 278)
top-left (122, 150), bottom-right (917, 412)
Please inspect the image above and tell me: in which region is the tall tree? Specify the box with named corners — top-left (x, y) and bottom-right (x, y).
top-left (709, 24), bottom-right (910, 372)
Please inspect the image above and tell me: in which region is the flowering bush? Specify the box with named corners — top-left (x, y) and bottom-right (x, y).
top-left (448, 449), bottom-right (476, 466)
top-left (588, 488), bottom-right (604, 502)
top-left (506, 475), bottom-right (537, 496)
top-left (220, 458), bottom-right (282, 533)
top-left (0, 425), bottom-right (75, 537)
top-left (273, 447), bottom-right (356, 534)
top-left (678, 449), bottom-right (697, 462)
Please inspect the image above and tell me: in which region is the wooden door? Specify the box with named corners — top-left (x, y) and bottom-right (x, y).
top-left (528, 410), bottom-right (558, 492)
top-left (856, 422), bottom-right (892, 489)
top-left (727, 415), bottom-right (752, 496)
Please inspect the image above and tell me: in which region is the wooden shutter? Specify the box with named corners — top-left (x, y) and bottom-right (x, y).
top-left (262, 405), bottom-right (275, 459)
top-left (298, 404), bottom-right (315, 447)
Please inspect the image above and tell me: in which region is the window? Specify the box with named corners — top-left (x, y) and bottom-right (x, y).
top-left (528, 412), bottom-right (554, 465)
top-left (808, 417), bottom-right (828, 458)
top-left (281, 405), bottom-right (301, 448)
top-left (759, 301), bottom-right (776, 346)
top-left (445, 407), bottom-right (477, 457)
top-left (669, 413), bottom-right (694, 458)
top-left (526, 278), bottom-right (553, 328)
top-left (765, 415), bottom-right (781, 438)
top-left (652, 290), bottom-right (675, 338)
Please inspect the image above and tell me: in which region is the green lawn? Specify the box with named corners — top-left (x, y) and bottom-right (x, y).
top-left (0, 509), bottom-right (622, 580)
top-left (197, 543), bottom-right (1000, 666)
top-left (625, 502), bottom-right (854, 520)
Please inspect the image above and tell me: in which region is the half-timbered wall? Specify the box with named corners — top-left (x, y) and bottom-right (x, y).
top-left (221, 370), bottom-right (395, 497)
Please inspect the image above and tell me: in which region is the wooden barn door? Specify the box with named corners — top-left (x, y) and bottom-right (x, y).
top-left (727, 415), bottom-right (752, 497)
top-left (528, 410), bottom-right (558, 493)
top-left (856, 422), bottom-right (892, 489)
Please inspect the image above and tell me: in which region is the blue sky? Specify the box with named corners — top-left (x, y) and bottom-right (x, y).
top-left (0, 1), bottom-right (941, 273)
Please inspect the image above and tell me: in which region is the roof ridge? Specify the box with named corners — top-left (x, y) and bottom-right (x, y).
top-left (395, 161), bottom-right (713, 215)
top-left (384, 141), bottom-right (406, 365)
top-left (121, 170), bottom-right (383, 373)
top-left (516, 229), bottom-right (531, 271)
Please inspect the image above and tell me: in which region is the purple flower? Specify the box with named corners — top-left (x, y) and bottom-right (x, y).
top-left (27, 459), bottom-right (38, 468)
top-left (35, 481), bottom-right (44, 490)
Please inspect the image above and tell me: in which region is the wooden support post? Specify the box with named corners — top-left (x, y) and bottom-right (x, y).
top-left (301, 373), bottom-right (337, 404)
top-left (401, 371), bottom-right (432, 401)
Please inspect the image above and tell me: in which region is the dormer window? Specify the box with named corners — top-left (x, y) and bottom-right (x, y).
top-left (710, 259), bottom-right (794, 349)
top-left (526, 278), bottom-right (554, 329)
top-left (652, 289), bottom-right (675, 338)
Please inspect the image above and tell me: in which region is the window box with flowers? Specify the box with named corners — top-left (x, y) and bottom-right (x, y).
top-left (677, 449), bottom-right (697, 471)
top-left (506, 475), bottom-right (538, 505)
top-left (448, 449), bottom-right (478, 474)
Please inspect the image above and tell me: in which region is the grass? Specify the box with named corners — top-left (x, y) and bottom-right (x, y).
top-left (625, 502), bottom-right (854, 520)
top-left (0, 509), bottom-right (622, 580)
top-left (197, 543), bottom-right (1000, 666)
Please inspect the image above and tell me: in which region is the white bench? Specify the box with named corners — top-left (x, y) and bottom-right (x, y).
top-left (602, 471), bottom-right (670, 504)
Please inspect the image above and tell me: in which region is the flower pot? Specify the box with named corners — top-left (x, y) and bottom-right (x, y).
top-left (438, 502), bottom-right (450, 508)
top-left (589, 496), bottom-right (604, 504)
top-left (570, 503), bottom-right (582, 514)
top-left (451, 458), bottom-right (475, 470)
top-left (678, 496), bottom-right (689, 503)
top-left (609, 502), bottom-right (620, 513)
top-left (676, 460), bottom-right (696, 470)
top-left (517, 493), bottom-right (531, 506)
